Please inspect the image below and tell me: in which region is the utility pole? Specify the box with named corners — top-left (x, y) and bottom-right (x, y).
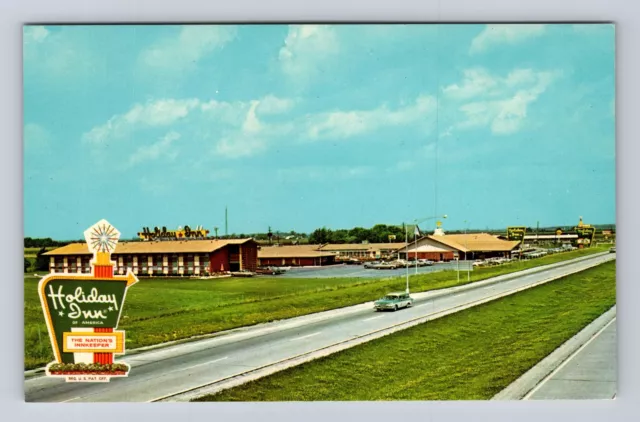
top-left (465, 220), bottom-right (470, 282)
top-left (214, 227), bottom-right (219, 240)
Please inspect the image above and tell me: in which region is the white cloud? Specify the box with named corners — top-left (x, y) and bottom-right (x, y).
top-left (442, 68), bottom-right (503, 100)
top-left (256, 95), bottom-right (295, 115)
top-left (23, 26), bottom-right (49, 44)
top-left (306, 95), bottom-right (436, 140)
top-left (83, 99), bottom-right (200, 145)
top-left (24, 123), bottom-right (51, 152)
top-left (447, 68), bottom-right (560, 135)
top-left (470, 24), bottom-right (546, 54)
top-left (212, 98), bottom-right (297, 159)
top-left (279, 25), bottom-right (339, 78)
top-left (23, 26), bottom-right (102, 81)
top-left (83, 92), bottom-right (435, 161)
top-left (215, 136), bottom-right (267, 158)
top-left (128, 131), bottom-right (180, 166)
top-left (140, 25), bottom-right (237, 71)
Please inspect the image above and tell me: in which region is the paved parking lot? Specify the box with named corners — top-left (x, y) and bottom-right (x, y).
top-left (276, 261), bottom-right (473, 279)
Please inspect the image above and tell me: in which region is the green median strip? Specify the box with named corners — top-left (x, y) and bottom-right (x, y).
top-left (23, 245), bottom-right (608, 370)
top-left (194, 260), bottom-right (616, 401)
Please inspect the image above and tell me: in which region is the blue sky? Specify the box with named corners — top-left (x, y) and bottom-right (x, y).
top-left (23, 24), bottom-right (615, 240)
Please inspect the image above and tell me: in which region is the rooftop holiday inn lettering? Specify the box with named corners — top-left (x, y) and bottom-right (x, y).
top-left (38, 220), bottom-right (138, 382)
top-left (138, 225), bottom-right (209, 241)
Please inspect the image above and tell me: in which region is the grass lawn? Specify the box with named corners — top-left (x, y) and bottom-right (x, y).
top-left (23, 245), bottom-right (608, 370)
top-left (195, 260), bottom-right (616, 401)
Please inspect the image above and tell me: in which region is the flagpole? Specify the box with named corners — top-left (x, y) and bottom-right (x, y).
top-left (405, 223), bottom-right (409, 293)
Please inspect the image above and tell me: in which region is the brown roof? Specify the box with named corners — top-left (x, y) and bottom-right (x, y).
top-left (43, 238), bottom-right (255, 256)
top-left (399, 233), bottom-right (520, 253)
top-left (319, 243), bottom-right (407, 252)
top-left (258, 245), bottom-right (335, 259)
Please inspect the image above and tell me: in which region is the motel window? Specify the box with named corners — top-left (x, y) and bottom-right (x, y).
top-left (171, 254), bottom-right (178, 274)
top-left (82, 256), bottom-right (91, 273)
top-left (153, 255), bottom-right (162, 272)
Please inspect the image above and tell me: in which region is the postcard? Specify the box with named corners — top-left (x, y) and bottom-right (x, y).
top-left (23, 23), bottom-right (616, 402)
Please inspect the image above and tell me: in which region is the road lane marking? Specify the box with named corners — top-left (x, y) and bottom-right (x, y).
top-left (180, 356), bottom-right (229, 373)
top-left (61, 396), bottom-right (81, 403)
top-left (363, 315), bottom-right (384, 322)
top-left (290, 332), bottom-right (321, 341)
top-left (483, 285), bottom-right (496, 290)
top-left (523, 317), bottom-right (617, 400)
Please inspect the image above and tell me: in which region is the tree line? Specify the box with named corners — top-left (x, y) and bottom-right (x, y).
top-left (307, 225), bottom-right (410, 245)
top-left (24, 237), bottom-right (72, 248)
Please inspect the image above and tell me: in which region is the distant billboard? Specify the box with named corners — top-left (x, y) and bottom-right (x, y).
top-left (575, 226), bottom-right (596, 246)
top-left (506, 226), bottom-right (527, 242)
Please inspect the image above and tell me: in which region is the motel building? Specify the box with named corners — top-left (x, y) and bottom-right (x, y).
top-left (397, 226), bottom-right (521, 262)
top-left (257, 245), bottom-right (337, 267)
top-left (318, 243), bottom-right (407, 261)
top-left (43, 238), bottom-right (259, 276)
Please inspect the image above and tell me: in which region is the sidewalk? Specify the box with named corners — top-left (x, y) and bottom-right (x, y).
top-left (525, 317), bottom-right (617, 400)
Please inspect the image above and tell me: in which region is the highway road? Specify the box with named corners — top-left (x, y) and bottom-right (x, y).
top-left (524, 316), bottom-right (617, 400)
top-left (24, 252), bottom-right (615, 402)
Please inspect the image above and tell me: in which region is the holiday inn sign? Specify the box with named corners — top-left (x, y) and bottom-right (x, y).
top-left (38, 220), bottom-right (139, 382)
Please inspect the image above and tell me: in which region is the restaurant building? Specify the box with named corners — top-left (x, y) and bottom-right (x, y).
top-left (43, 238), bottom-right (258, 276)
top-left (397, 227), bottom-right (521, 261)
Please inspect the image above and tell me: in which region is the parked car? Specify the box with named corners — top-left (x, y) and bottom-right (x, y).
top-left (364, 261), bottom-right (380, 269)
top-left (418, 259), bottom-right (434, 266)
top-left (230, 270), bottom-right (256, 277)
top-left (343, 258), bottom-right (362, 265)
top-left (373, 262), bottom-right (397, 270)
top-left (256, 267), bottom-right (285, 275)
top-left (610, 246), bottom-right (616, 253)
top-left (374, 292), bottom-right (414, 311)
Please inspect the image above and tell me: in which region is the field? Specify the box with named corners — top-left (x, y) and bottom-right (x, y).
top-left (23, 245), bottom-right (609, 370)
top-left (196, 260), bottom-right (616, 401)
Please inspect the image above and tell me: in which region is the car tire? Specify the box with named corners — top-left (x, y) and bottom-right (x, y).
top-left (394, 305), bottom-right (398, 311)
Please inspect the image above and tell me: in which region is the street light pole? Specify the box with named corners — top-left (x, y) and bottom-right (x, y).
top-left (405, 223), bottom-right (409, 293)
top-left (403, 214), bottom-right (447, 294)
